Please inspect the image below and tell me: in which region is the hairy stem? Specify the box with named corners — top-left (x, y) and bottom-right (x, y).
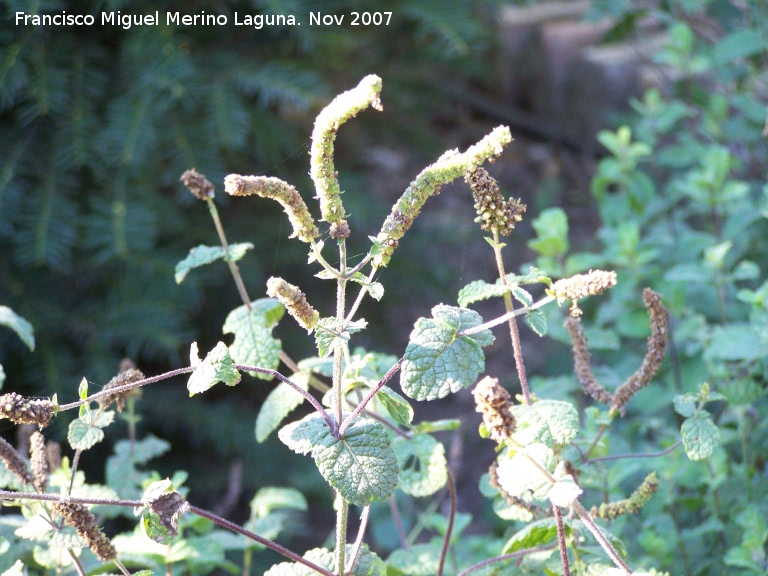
top-left (456, 545), bottom-right (558, 576)
top-left (492, 229), bottom-right (531, 404)
top-left (437, 469), bottom-right (457, 576)
top-left (346, 505), bottom-right (370, 576)
top-left (206, 197), bottom-right (253, 312)
top-left (586, 440), bottom-right (682, 463)
top-left (554, 505), bottom-right (571, 576)
top-left (334, 239), bottom-right (349, 576)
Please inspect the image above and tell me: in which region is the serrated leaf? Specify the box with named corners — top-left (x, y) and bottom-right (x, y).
top-left (265, 547), bottom-right (334, 575)
top-left (681, 415), bottom-right (720, 461)
top-left (174, 243), bottom-right (253, 283)
top-left (223, 300), bottom-right (283, 380)
top-left (497, 443), bottom-right (557, 501)
top-left (256, 373), bottom-right (310, 442)
top-left (502, 518), bottom-right (558, 554)
top-left (78, 377), bottom-right (88, 399)
top-left (375, 386), bottom-right (414, 426)
top-left (511, 400), bottom-right (579, 448)
top-left (457, 280), bottom-right (512, 307)
top-left (392, 433), bottom-right (447, 497)
top-left (316, 418), bottom-right (398, 506)
top-left (525, 309), bottom-right (547, 336)
top-left (549, 463), bottom-right (582, 507)
top-left (68, 418), bottom-right (103, 449)
top-left (366, 282), bottom-right (384, 301)
top-left (0, 306), bottom-right (35, 351)
top-left (280, 413), bottom-right (398, 506)
top-left (400, 305), bottom-right (494, 401)
top-left (187, 341), bottom-right (241, 395)
top-left (511, 286), bottom-right (533, 307)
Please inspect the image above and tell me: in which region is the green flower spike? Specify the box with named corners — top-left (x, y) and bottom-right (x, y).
top-left (373, 125), bottom-right (513, 268)
top-left (225, 174), bottom-right (319, 243)
top-left (310, 74), bottom-right (383, 239)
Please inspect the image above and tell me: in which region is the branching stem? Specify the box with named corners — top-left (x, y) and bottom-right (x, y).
top-left (459, 295), bottom-right (555, 336)
top-left (338, 358), bottom-right (403, 436)
top-left (491, 229), bottom-right (531, 404)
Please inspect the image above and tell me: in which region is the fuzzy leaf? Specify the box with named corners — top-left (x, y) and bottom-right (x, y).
top-left (681, 415), bottom-right (720, 461)
top-left (502, 518), bottom-right (558, 554)
top-left (68, 410), bottom-right (114, 451)
top-left (256, 372), bottom-right (310, 442)
top-left (457, 280), bottom-right (512, 307)
top-left (673, 394), bottom-right (696, 418)
top-left (549, 463), bottom-right (582, 507)
top-left (511, 400), bottom-right (579, 449)
top-left (511, 286), bottom-right (533, 307)
top-left (392, 433), bottom-right (447, 497)
top-left (505, 267), bottom-right (552, 286)
top-left (223, 299), bottom-right (283, 380)
top-left (278, 413), bottom-right (331, 456)
top-left (0, 306), bottom-right (35, 351)
top-left (174, 243), bottom-right (253, 283)
top-left (497, 443), bottom-right (557, 501)
top-left (187, 341), bottom-right (241, 395)
top-left (400, 305), bottom-right (494, 401)
top-left (314, 318), bottom-right (367, 358)
top-left (280, 413), bottom-right (398, 506)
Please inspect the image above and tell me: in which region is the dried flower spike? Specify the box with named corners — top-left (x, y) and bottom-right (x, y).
top-left (564, 317), bottom-right (612, 405)
top-left (549, 270), bottom-right (618, 316)
top-left (180, 168), bottom-right (215, 200)
top-left (611, 289), bottom-right (669, 415)
top-left (98, 366), bottom-right (145, 413)
top-left (472, 376), bottom-right (516, 442)
top-left (0, 392), bottom-right (54, 428)
top-left (466, 168), bottom-right (526, 236)
top-left (266, 277), bottom-right (319, 332)
top-left (52, 501), bottom-right (117, 561)
top-left (373, 126), bottom-right (513, 267)
top-left (0, 436), bottom-right (33, 486)
top-left (30, 431), bottom-right (48, 493)
top-left (225, 174), bottom-right (319, 243)
top-left (311, 75), bottom-right (383, 239)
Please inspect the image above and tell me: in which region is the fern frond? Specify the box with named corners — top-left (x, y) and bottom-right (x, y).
top-left (236, 62), bottom-right (329, 113)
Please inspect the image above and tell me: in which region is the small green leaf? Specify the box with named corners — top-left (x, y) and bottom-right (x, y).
top-left (524, 309), bottom-right (547, 336)
top-left (223, 299), bottom-right (283, 380)
top-left (401, 305), bottom-right (494, 401)
top-left (256, 372), bottom-right (310, 442)
top-left (528, 208), bottom-right (569, 258)
top-left (682, 415), bottom-right (720, 461)
top-left (414, 419), bottom-right (461, 433)
top-left (68, 416), bottom-right (106, 450)
top-left (505, 267), bottom-right (552, 286)
top-left (366, 282), bottom-right (384, 301)
top-left (78, 377), bottom-right (88, 399)
top-left (0, 306), bottom-right (35, 351)
top-left (250, 487), bottom-right (307, 519)
top-left (502, 518), bottom-right (558, 554)
top-left (187, 341), bottom-right (242, 395)
top-left (279, 414), bottom-right (399, 506)
top-left (314, 318), bottom-right (368, 358)
top-left (393, 433), bottom-right (447, 497)
top-left (673, 394), bottom-right (696, 418)
top-left (511, 286), bottom-right (533, 307)
top-left (375, 385), bottom-right (414, 426)
top-left (174, 243), bottom-right (253, 283)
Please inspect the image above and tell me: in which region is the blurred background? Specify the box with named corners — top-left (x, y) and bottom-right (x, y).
top-left (2, 0), bottom-right (768, 572)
